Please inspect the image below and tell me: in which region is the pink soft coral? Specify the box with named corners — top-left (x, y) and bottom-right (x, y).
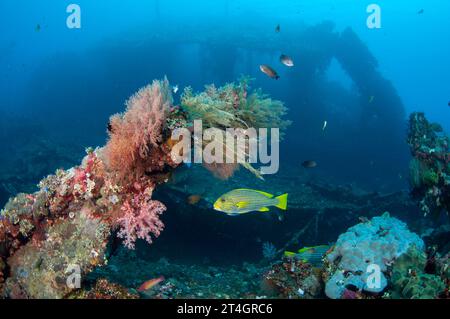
top-left (105, 78), bottom-right (172, 182)
top-left (116, 189), bottom-right (166, 249)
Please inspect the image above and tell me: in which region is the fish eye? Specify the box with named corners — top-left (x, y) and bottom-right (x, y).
top-left (220, 198), bottom-right (226, 202)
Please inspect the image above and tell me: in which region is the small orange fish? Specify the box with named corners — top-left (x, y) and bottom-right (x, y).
top-left (187, 194), bottom-right (202, 205)
top-left (137, 276), bottom-right (165, 292)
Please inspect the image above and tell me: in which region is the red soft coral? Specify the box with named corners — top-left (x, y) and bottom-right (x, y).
top-left (116, 189), bottom-right (166, 250)
top-left (105, 78), bottom-right (172, 182)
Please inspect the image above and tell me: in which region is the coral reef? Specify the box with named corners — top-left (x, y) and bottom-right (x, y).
top-left (0, 78), bottom-right (183, 298)
top-left (0, 76), bottom-right (292, 298)
top-left (181, 77), bottom-right (291, 179)
top-left (407, 112), bottom-right (450, 217)
top-left (390, 246), bottom-right (445, 299)
top-left (262, 258), bottom-right (323, 299)
top-left (68, 278), bottom-right (139, 299)
top-left (88, 247), bottom-right (267, 299)
top-left (105, 78), bottom-right (175, 183)
top-left (81, 211), bottom-right (447, 300)
top-left (116, 191), bottom-right (166, 249)
top-left (165, 162), bottom-right (419, 261)
top-left (0, 120), bottom-right (80, 208)
top-left (323, 212), bottom-right (424, 299)
top-left (181, 77), bottom-right (290, 132)
top-left (4, 209), bottom-right (110, 298)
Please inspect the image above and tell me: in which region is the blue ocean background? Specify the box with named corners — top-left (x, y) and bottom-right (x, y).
top-left (0, 1), bottom-right (450, 294)
top-left (1, 0), bottom-right (449, 196)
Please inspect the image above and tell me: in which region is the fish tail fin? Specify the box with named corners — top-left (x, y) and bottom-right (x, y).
top-left (275, 75), bottom-right (280, 80)
top-left (275, 193), bottom-right (288, 210)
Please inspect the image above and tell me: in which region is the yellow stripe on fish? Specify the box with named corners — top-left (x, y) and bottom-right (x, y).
top-left (213, 188), bottom-right (288, 215)
top-left (283, 245), bottom-right (331, 265)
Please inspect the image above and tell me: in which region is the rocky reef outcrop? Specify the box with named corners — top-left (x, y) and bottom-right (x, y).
top-left (0, 78), bottom-right (180, 298)
top-left (0, 77), bottom-right (289, 299)
top-left (407, 112), bottom-right (450, 218)
top-left (323, 213), bottom-right (424, 299)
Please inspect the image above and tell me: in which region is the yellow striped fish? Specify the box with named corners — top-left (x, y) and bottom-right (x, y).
top-left (213, 188), bottom-right (288, 216)
top-left (284, 245), bottom-right (331, 266)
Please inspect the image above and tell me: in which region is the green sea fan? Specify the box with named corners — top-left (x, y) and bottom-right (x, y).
top-left (181, 76), bottom-right (291, 133)
top-left (180, 77), bottom-right (291, 179)
top-left (181, 86), bottom-right (236, 128)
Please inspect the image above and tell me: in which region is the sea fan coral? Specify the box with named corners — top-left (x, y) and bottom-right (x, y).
top-left (105, 78), bottom-right (172, 182)
top-left (181, 76), bottom-right (290, 132)
top-left (181, 76), bottom-right (290, 179)
top-left (203, 162), bottom-right (239, 180)
top-left (0, 78), bottom-right (179, 298)
top-left (116, 189), bottom-right (166, 250)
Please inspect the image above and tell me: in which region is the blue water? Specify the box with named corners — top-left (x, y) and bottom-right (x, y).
top-left (0, 0), bottom-right (449, 299)
top-left (1, 1), bottom-right (449, 192)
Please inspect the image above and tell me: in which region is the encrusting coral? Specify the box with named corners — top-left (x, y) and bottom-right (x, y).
top-left (323, 212), bottom-right (424, 299)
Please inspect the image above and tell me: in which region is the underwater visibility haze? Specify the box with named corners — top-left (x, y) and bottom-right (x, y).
top-left (0, 0), bottom-right (449, 300)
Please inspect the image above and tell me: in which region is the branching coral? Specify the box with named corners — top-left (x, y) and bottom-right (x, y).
top-left (182, 76), bottom-right (290, 132)
top-left (0, 78), bottom-right (182, 298)
top-left (181, 76), bottom-right (291, 179)
top-left (0, 76), bottom-right (291, 298)
top-left (105, 77), bottom-right (173, 183)
top-left (116, 187), bottom-right (166, 250)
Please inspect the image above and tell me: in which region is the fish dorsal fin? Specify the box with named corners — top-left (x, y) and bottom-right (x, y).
top-left (256, 190), bottom-right (274, 198)
top-left (259, 207), bottom-right (270, 212)
top-left (298, 247), bottom-right (311, 253)
top-left (235, 189), bottom-right (274, 198)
